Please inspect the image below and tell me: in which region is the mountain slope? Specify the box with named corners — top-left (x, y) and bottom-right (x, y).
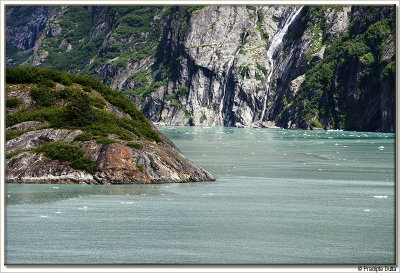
top-left (6, 5), bottom-right (396, 132)
top-left (5, 67), bottom-right (215, 184)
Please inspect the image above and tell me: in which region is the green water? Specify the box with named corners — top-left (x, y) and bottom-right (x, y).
top-left (5, 127), bottom-right (395, 264)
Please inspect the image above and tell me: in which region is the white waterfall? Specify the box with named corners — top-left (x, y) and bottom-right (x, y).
top-left (260, 6), bottom-right (303, 121)
top-left (219, 54), bottom-right (236, 125)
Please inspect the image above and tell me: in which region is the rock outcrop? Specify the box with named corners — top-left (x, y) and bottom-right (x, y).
top-left (5, 69), bottom-right (215, 184)
top-left (6, 128), bottom-right (214, 184)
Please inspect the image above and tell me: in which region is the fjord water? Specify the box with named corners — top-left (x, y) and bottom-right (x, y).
top-left (6, 127), bottom-right (395, 264)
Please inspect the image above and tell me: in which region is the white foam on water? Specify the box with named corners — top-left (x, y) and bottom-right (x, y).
top-left (40, 215), bottom-right (48, 218)
top-left (78, 206), bottom-right (89, 210)
top-left (373, 195), bottom-right (388, 199)
top-left (120, 202), bottom-right (134, 204)
top-left (55, 211), bottom-right (63, 214)
top-left (160, 194), bottom-right (165, 196)
top-left (363, 209), bottom-right (370, 212)
top-left (318, 169), bottom-right (322, 171)
top-left (52, 186), bottom-right (59, 189)
top-left (343, 146), bottom-right (348, 148)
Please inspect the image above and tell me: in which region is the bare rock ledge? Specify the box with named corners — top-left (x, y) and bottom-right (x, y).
top-left (6, 127), bottom-right (215, 184)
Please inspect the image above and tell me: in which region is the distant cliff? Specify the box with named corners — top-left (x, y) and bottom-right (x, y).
top-left (5, 67), bottom-right (214, 184)
top-left (6, 5), bottom-right (395, 132)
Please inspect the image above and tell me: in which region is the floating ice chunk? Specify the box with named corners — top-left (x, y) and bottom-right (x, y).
top-left (55, 211), bottom-right (63, 214)
top-left (52, 186), bottom-right (59, 189)
top-left (40, 215), bottom-right (48, 218)
top-left (318, 169), bottom-right (322, 171)
top-left (120, 201), bottom-right (134, 204)
top-left (335, 143), bottom-right (339, 146)
top-left (378, 146), bottom-right (384, 149)
top-left (78, 206), bottom-right (89, 210)
top-left (7, 195), bottom-right (10, 198)
top-left (363, 209), bottom-right (370, 212)
top-left (373, 195), bottom-right (388, 199)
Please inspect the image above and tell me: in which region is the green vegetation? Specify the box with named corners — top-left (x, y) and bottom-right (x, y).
top-left (136, 163), bottom-right (144, 172)
top-left (256, 63), bottom-right (268, 76)
top-left (184, 6), bottom-right (204, 16)
top-left (38, 6), bottom-right (99, 71)
top-left (279, 8), bottom-right (395, 130)
top-left (6, 97), bottom-right (22, 108)
top-left (127, 142), bottom-right (143, 149)
top-left (30, 86), bottom-right (57, 106)
top-left (33, 141), bottom-right (95, 173)
top-left (95, 136), bottom-right (116, 144)
top-left (6, 44), bottom-right (33, 66)
top-left (239, 66), bottom-right (250, 79)
top-left (6, 67), bottom-right (162, 143)
top-left (310, 119), bottom-right (323, 128)
top-left (73, 131), bottom-right (93, 141)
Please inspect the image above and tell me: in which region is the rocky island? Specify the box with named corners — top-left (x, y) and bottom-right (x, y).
top-left (5, 67), bottom-right (215, 184)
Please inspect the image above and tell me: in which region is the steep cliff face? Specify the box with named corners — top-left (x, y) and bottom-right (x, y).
top-left (6, 5), bottom-right (395, 132)
top-left (6, 6), bottom-right (51, 66)
top-left (5, 67), bottom-right (214, 184)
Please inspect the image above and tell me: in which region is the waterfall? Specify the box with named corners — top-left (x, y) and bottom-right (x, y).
top-left (219, 55), bottom-right (236, 125)
top-left (260, 6), bottom-right (303, 121)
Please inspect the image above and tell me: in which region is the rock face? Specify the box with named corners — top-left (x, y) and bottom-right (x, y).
top-left (5, 75), bottom-right (215, 184)
top-left (6, 128), bottom-right (214, 184)
top-left (6, 5), bottom-right (396, 132)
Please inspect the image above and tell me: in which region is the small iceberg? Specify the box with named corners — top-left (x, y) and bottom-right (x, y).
top-left (373, 195), bottom-right (388, 199)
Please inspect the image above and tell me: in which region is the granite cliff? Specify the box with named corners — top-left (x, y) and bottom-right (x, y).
top-left (6, 5), bottom-right (395, 131)
top-left (5, 67), bottom-right (215, 184)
